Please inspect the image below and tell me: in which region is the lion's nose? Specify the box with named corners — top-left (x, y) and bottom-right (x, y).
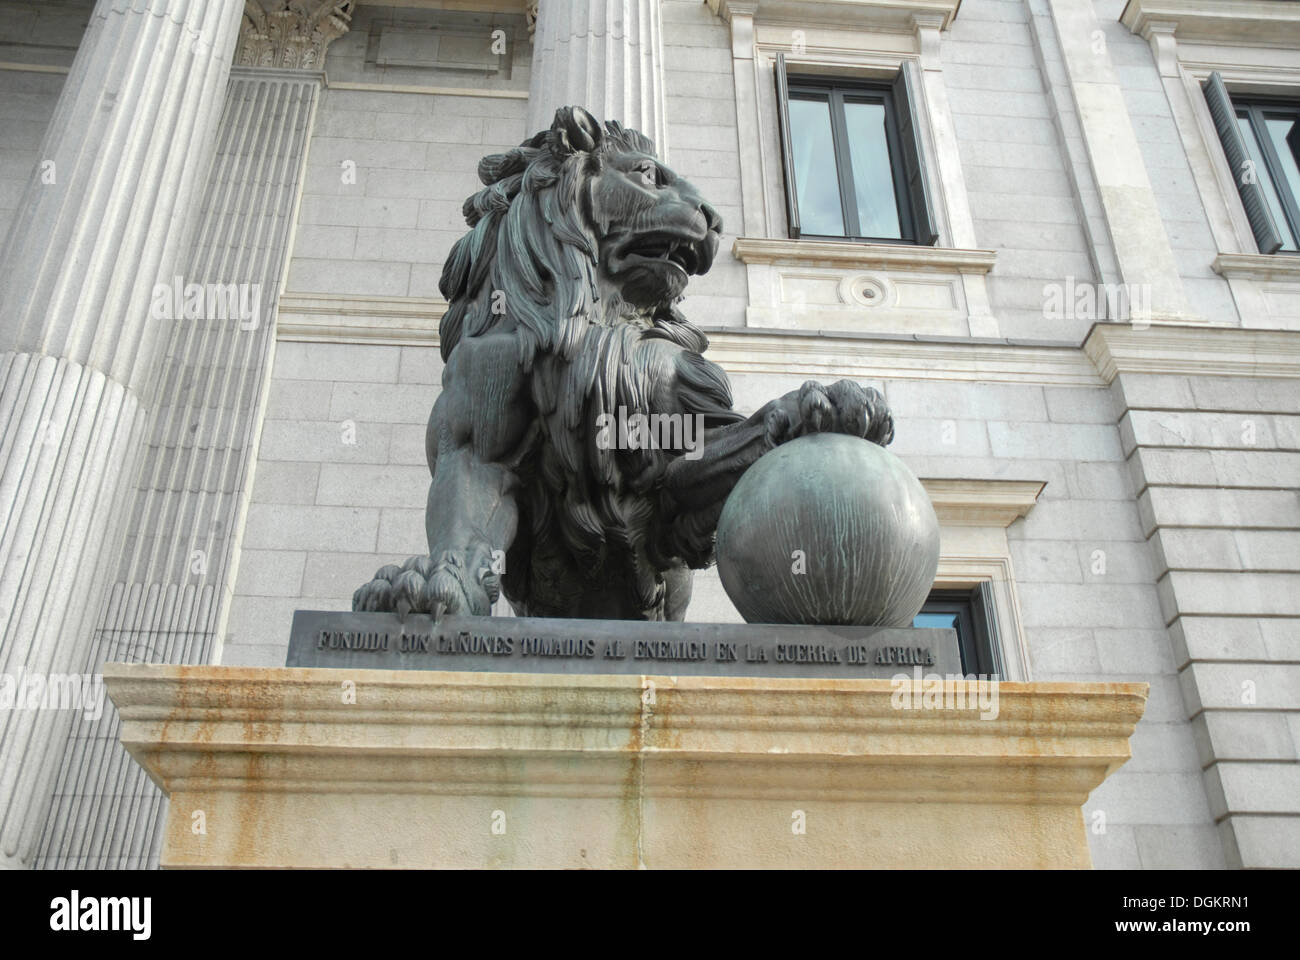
top-left (699, 200), bottom-right (722, 235)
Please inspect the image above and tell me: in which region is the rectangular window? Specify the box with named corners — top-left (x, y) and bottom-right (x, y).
top-left (775, 55), bottom-right (938, 245)
top-left (1203, 72), bottom-right (1300, 254)
top-left (914, 584), bottom-right (1001, 678)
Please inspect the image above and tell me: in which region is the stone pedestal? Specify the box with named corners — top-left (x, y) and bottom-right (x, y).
top-left (106, 664), bottom-right (1146, 869)
top-left (528, 0), bottom-right (668, 155)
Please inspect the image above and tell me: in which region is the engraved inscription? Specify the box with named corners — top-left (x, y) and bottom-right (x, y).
top-left (290, 612), bottom-right (961, 679)
top-left (318, 626), bottom-right (934, 670)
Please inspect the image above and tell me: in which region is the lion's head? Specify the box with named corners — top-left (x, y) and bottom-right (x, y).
top-left (438, 107), bottom-right (722, 367)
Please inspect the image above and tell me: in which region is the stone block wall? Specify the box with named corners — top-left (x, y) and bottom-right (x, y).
top-left (1117, 369), bottom-right (1300, 868)
top-left (285, 3), bottom-right (531, 301)
top-left (224, 340), bottom-right (443, 666)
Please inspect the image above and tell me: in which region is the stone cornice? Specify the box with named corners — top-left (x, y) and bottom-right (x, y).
top-left (105, 664), bottom-right (1145, 808)
top-left (1120, 0), bottom-right (1300, 49)
top-left (702, 328), bottom-right (1099, 383)
top-left (1212, 252), bottom-right (1300, 283)
top-left (275, 292), bottom-right (1102, 385)
top-left (326, 79), bottom-right (528, 99)
top-left (280, 301), bottom-right (1300, 383)
top-left (0, 61), bottom-right (70, 75)
top-left (1083, 321), bottom-right (1300, 382)
top-left (921, 479), bottom-right (1046, 527)
top-left (732, 237), bottom-right (997, 273)
top-left (709, 0), bottom-right (962, 32)
top-left (237, 0), bottom-right (355, 70)
top-left (277, 292), bottom-right (445, 344)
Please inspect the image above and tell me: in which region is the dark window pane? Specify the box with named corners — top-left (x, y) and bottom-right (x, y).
top-left (913, 611), bottom-right (958, 631)
top-left (843, 100), bottom-right (902, 239)
top-left (1237, 113), bottom-right (1297, 250)
top-left (789, 96), bottom-right (845, 237)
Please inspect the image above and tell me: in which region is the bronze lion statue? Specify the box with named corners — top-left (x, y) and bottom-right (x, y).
top-left (351, 106), bottom-right (895, 621)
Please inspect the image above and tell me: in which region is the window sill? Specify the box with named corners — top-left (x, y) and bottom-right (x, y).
top-left (733, 237), bottom-right (996, 273)
top-left (1210, 254), bottom-right (1300, 330)
top-left (1212, 252), bottom-right (1300, 282)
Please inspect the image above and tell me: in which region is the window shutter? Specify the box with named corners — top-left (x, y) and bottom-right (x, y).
top-left (973, 582), bottom-right (1003, 679)
top-left (1203, 71), bottom-right (1283, 255)
top-left (773, 52), bottom-right (800, 239)
top-left (892, 63), bottom-right (939, 246)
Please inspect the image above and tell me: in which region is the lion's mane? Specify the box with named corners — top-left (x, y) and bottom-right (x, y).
top-left (440, 113), bottom-right (650, 366)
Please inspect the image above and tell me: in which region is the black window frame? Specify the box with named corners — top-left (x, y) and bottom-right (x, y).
top-left (915, 585), bottom-right (1002, 679)
top-left (1235, 96), bottom-right (1300, 254)
top-left (785, 78), bottom-right (914, 242)
top-left (774, 55), bottom-right (939, 247)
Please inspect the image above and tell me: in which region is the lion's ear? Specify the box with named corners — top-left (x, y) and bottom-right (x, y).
top-left (551, 106), bottom-right (603, 156)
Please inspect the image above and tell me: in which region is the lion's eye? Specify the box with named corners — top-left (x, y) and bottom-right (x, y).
top-left (635, 163), bottom-right (660, 188)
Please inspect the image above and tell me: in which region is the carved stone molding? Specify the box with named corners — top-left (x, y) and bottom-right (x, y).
top-left (1083, 321), bottom-right (1300, 382)
top-left (708, 0), bottom-right (962, 32)
top-left (1120, 0), bottom-right (1300, 49)
top-left (920, 479), bottom-right (1045, 528)
top-left (273, 292), bottom-right (1103, 385)
top-left (237, 0), bottom-right (355, 70)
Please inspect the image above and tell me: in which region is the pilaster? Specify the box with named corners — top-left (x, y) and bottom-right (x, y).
top-left (1044, 0), bottom-right (1192, 323)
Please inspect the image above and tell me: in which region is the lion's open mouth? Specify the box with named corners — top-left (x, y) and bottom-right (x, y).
top-left (614, 231), bottom-right (715, 279)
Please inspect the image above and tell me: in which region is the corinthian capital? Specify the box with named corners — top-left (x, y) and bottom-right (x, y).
top-left (237, 0), bottom-right (355, 70)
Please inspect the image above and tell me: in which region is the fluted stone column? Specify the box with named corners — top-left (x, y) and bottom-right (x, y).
top-left (36, 68), bottom-right (328, 870)
top-left (0, 0), bottom-right (243, 869)
top-left (528, 0), bottom-right (669, 156)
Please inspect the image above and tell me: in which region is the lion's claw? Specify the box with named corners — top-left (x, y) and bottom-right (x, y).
top-left (798, 381), bottom-right (835, 435)
top-left (351, 550), bottom-right (497, 617)
top-left (825, 380), bottom-right (869, 437)
top-left (767, 378), bottom-right (894, 449)
top-left (353, 578), bottom-right (392, 612)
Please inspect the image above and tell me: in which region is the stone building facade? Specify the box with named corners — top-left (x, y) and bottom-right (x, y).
top-left (0, 0), bottom-right (1296, 869)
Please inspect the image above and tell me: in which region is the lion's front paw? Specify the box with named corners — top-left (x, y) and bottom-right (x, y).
top-left (352, 552), bottom-right (500, 618)
top-left (766, 380), bottom-right (894, 448)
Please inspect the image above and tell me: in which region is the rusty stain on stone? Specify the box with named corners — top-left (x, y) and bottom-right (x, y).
top-left (104, 664), bottom-right (1147, 869)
